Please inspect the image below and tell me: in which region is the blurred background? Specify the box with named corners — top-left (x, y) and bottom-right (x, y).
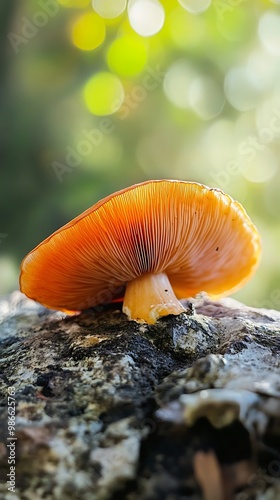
top-left (1, 0), bottom-right (280, 309)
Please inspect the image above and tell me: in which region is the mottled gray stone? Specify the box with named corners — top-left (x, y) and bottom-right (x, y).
top-left (0, 291), bottom-right (280, 499)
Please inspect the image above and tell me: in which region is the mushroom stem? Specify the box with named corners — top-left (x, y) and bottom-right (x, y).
top-left (122, 272), bottom-right (186, 324)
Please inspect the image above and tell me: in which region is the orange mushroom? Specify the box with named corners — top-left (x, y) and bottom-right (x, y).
top-left (20, 180), bottom-right (261, 324)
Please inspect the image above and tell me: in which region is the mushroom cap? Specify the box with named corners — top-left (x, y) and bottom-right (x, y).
top-left (20, 180), bottom-right (261, 312)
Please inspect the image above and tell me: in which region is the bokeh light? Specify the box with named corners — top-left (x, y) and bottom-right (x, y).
top-left (164, 64), bottom-right (224, 120)
top-left (2, 0), bottom-right (280, 311)
top-left (189, 76), bottom-right (225, 120)
top-left (128, 0), bottom-right (165, 37)
top-left (241, 149), bottom-right (278, 183)
top-left (163, 60), bottom-right (197, 109)
top-left (248, 49), bottom-right (276, 92)
top-left (107, 36), bottom-right (148, 77)
top-left (83, 72), bottom-right (124, 115)
top-left (92, 0), bottom-right (127, 19)
top-left (71, 12), bottom-right (105, 51)
top-left (178, 0), bottom-right (211, 15)
top-left (224, 67), bottom-right (262, 111)
top-left (258, 11), bottom-right (280, 55)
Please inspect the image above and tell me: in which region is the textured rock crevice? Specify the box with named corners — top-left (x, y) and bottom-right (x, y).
top-left (0, 291), bottom-right (280, 499)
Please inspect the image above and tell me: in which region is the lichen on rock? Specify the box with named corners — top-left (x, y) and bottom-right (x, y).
top-left (0, 291), bottom-right (280, 499)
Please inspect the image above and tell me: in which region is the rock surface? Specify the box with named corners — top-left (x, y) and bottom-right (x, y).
top-left (0, 291), bottom-right (280, 499)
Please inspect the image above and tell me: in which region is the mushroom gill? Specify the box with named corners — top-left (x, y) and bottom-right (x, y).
top-left (20, 180), bottom-right (261, 324)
